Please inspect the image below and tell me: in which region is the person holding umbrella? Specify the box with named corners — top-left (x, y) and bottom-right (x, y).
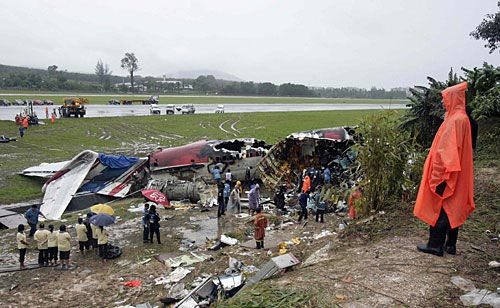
top-left (145, 205), bottom-right (161, 244)
top-left (89, 213), bottom-right (115, 259)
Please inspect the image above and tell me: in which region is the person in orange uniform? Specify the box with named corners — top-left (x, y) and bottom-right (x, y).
top-left (302, 174), bottom-right (311, 193)
top-left (414, 82), bottom-right (475, 256)
top-left (254, 208), bottom-right (268, 249)
top-left (348, 186), bottom-right (362, 219)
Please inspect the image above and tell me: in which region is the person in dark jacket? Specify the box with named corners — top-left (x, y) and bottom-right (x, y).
top-left (142, 203), bottom-right (150, 243)
top-left (146, 205), bottom-right (161, 244)
top-left (217, 182), bottom-right (226, 217)
top-left (24, 205), bottom-right (46, 237)
top-left (298, 191), bottom-right (309, 222)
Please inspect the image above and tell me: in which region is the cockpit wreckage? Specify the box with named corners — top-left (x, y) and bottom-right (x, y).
top-left (17, 127), bottom-right (361, 222)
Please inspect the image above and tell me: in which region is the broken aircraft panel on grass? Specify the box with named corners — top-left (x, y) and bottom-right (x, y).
top-left (257, 127), bottom-right (360, 190)
top-left (41, 150), bottom-right (147, 220)
top-left (19, 161), bottom-right (71, 178)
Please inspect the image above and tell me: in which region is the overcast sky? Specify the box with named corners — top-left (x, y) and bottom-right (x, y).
top-left (0, 0), bottom-right (498, 88)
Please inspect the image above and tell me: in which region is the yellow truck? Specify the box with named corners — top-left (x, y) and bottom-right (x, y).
top-left (61, 97), bottom-right (87, 118)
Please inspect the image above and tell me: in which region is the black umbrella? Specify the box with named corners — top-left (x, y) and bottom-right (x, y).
top-left (89, 213), bottom-right (116, 227)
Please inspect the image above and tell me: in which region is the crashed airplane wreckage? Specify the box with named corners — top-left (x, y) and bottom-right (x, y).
top-left (148, 138), bottom-right (271, 203)
top-left (40, 151), bottom-right (147, 220)
top-left (257, 126), bottom-right (360, 191)
top-left (19, 128), bottom-right (359, 222)
top-left (20, 139), bottom-right (270, 221)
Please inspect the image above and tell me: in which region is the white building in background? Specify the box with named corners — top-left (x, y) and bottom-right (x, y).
top-left (156, 75), bottom-right (193, 90)
top-left (114, 82), bottom-right (147, 92)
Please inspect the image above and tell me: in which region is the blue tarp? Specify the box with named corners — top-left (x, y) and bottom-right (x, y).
top-left (98, 154), bottom-right (139, 169)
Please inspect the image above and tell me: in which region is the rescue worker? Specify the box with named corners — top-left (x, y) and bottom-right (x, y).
top-left (302, 175), bottom-right (311, 193)
top-left (348, 186), bottom-right (362, 219)
top-left (248, 184), bottom-right (260, 215)
top-left (47, 224), bottom-right (58, 266)
top-left (227, 181), bottom-right (242, 214)
top-left (17, 224), bottom-right (29, 269)
top-left (75, 218), bottom-right (89, 253)
top-left (298, 190), bottom-right (309, 222)
top-left (34, 223), bottom-right (50, 266)
top-left (254, 208), bottom-right (268, 249)
top-left (414, 82), bottom-right (475, 256)
top-left (24, 205), bottom-right (46, 237)
top-left (57, 225), bottom-right (72, 269)
top-left (146, 205), bottom-right (161, 244)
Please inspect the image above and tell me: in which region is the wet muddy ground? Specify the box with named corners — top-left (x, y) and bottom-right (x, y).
top-left (0, 164), bottom-right (498, 308)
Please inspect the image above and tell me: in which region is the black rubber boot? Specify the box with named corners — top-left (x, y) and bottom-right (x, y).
top-left (417, 226), bottom-right (444, 257)
top-left (445, 228), bottom-right (458, 255)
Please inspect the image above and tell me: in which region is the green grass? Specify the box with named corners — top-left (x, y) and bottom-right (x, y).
top-left (0, 109), bottom-right (397, 204)
top-left (0, 91), bottom-right (409, 105)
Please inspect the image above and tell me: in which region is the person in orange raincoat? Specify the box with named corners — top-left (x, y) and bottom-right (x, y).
top-left (51, 112), bottom-right (55, 124)
top-left (302, 175), bottom-right (311, 193)
top-left (414, 82), bottom-right (474, 256)
top-left (348, 186), bottom-right (362, 219)
top-left (254, 208), bottom-right (268, 249)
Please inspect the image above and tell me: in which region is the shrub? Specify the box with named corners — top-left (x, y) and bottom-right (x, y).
top-left (355, 111), bottom-right (423, 215)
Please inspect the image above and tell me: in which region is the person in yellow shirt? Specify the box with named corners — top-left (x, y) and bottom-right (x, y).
top-left (75, 218), bottom-right (89, 254)
top-left (91, 223), bottom-right (99, 253)
top-left (97, 226), bottom-right (109, 259)
top-left (57, 225), bottom-right (72, 269)
top-left (17, 224), bottom-right (29, 269)
top-left (47, 225), bottom-right (58, 266)
top-left (33, 223), bottom-right (50, 267)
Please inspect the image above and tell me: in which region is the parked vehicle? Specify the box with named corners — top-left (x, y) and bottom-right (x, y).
top-left (61, 97), bottom-right (87, 118)
top-left (120, 95), bottom-right (159, 105)
top-left (43, 100), bottom-right (54, 105)
top-left (0, 99), bottom-right (11, 106)
top-left (12, 99), bottom-right (24, 106)
top-left (150, 104), bottom-right (161, 115)
top-left (177, 104), bottom-right (195, 114)
top-left (108, 99), bottom-right (120, 105)
top-left (166, 104), bottom-right (175, 115)
top-left (215, 105), bottom-right (225, 113)
top-left (33, 99), bottom-right (44, 105)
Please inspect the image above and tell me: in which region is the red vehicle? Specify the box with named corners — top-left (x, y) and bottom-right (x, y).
top-left (33, 99), bottom-right (44, 105)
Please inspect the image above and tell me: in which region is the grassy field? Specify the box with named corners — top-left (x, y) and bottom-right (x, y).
top-left (0, 109), bottom-right (397, 204)
top-left (0, 92), bottom-right (409, 105)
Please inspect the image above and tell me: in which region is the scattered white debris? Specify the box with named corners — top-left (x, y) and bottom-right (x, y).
top-left (221, 234), bottom-right (238, 246)
top-left (313, 230), bottom-right (336, 240)
top-left (154, 267), bottom-right (191, 287)
top-left (488, 261), bottom-right (500, 268)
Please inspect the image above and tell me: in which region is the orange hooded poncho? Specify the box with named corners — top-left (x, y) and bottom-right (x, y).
top-left (302, 175), bottom-right (311, 193)
top-left (413, 82), bottom-right (475, 229)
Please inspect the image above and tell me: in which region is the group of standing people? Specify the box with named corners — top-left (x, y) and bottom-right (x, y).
top-left (14, 114), bottom-right (33, 138)
top-left (18, 205), bottom-right (110, 269)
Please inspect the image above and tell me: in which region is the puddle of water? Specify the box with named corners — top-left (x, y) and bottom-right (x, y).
top-left (178, 217), bottom-right (220, 247)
